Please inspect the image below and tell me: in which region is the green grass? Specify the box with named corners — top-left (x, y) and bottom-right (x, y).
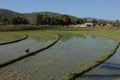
top-left (80, 28), bottom-right (120, 42)
top-left (0, 32), bottom-right (25, 41)
top-left (0, 31), bottom-right (57, 42)
top-left (16, 31), bottom-right (57, 42)
top-left (50, 31), bottom-right (85, 41)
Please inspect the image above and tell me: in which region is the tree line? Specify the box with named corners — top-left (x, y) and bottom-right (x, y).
top-left (36, 13), bottom-right (73, 26)
top-left (0, 13), bottom-right (120, 27)
top-left (0, 14), bottom-right (28, 25)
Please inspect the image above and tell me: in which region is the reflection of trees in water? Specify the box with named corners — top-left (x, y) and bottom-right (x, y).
top-left (91, 35), bottom-right (97, 39)
top-left (101, 62), bottom-right (120, 71)
top-left (80, 74), bottom-right (120, 80)
top-left (79, 62), bottom-right (120, 80)
top-left (59, 33), bottom-right (86, 41)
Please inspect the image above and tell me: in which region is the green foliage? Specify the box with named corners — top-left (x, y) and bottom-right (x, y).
top-left (76, 18), bottom-right (83, 24)
top-left (36, 14), bottom-right (72, 26)
top-left (0, 32), bottom-right (25, 41)
top-left (82, 18), bottom-right (87, 23)
top-left (97, 20), bottom-right (106, 26)
top-left (0, 16), bottom-right (9, 24)
top-left (92, 19), bottom-right (98, 26)
top-left (36, 14), bottom-right (44, 25)
top-left (11, 14), bottom-right (28, 25)
top-left (59, 15), bottom-right (72, 26)
top-left (112, 20), bottom-right (120, 27)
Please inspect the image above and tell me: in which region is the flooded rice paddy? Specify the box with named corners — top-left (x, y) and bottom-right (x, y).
top-left (0, 38), bottom-right (53, 64)
top-left (0, 34), bottom-right (115, 80)
top-left (77, 44), bottom-right (120, 80)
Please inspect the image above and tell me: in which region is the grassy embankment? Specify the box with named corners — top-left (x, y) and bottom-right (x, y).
top-left (0, 32), bottom-right (23, 41)
top-left (0, 31), bottom-right (57, 42)
top-left (0, 32), bottom-right (27, 44)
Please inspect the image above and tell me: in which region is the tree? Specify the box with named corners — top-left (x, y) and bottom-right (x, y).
top-left (82, 18), bottom-right (87, 23)
top-left (60, 15), bottom-right (72, 26)
top-left (51, 16), bottom-right (62, 25)
top-left (36, 14), bottom-right (50, 25)
top-left (11, 15), bottom-right (28, 25)
top-left (36, 14), bottom-right (73, 26)
top-left (114, 20), bottom-right (120, 27)
top-left (0, 16), bottom-right (9, 25)
top-left (0, 16), bottom-right (2, 24)
top-left (42, 13), bottom-right (51, 25)
top-left (92, 19), bottom-right (98, 26)
top-left (21, 17), bottom-right (29, 25)
top-left (36, 14), bottom-right (43, 25)
top-left (49, 16), bottom-right (59, 25)
top-left (98, 20), bottom-right (105, 27)
top-left (76, 18), bottom-right (83, 24)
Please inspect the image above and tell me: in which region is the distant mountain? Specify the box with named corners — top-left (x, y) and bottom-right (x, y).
top-left (85, 17), bottom-right (114, 22)
top-left (0, 9), bottom-right (80, 24)
top-left (0, 8), bottom-right (77, 18)
top-left (0, 9), bottom-right (61, 18)
top-left (0, 9), bottom-right (19, 17)
top-left (22, 12), bottom-right (66, 24)
top-left (0, 8), bottom-right (114, 24)
top-left (23, 12), bottom-right (61, 17)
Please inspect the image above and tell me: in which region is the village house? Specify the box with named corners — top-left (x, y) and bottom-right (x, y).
top-left (84, 23), bottom-right (93, 27)
top-left (105, 23), bottom-right (113, 27)
top-left (70, 23), bottom-right (94, 28)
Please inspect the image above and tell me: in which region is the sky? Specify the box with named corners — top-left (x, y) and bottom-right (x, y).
top-left (0, 0), bottom-right (120, 20)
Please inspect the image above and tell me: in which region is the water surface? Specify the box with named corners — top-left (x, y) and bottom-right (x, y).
top-left (0, 38), bottom-right (52, 64)
top-left (0, 35), bottom-right (115, 80)
top-left (77, 45), bottom-right (120, 80)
